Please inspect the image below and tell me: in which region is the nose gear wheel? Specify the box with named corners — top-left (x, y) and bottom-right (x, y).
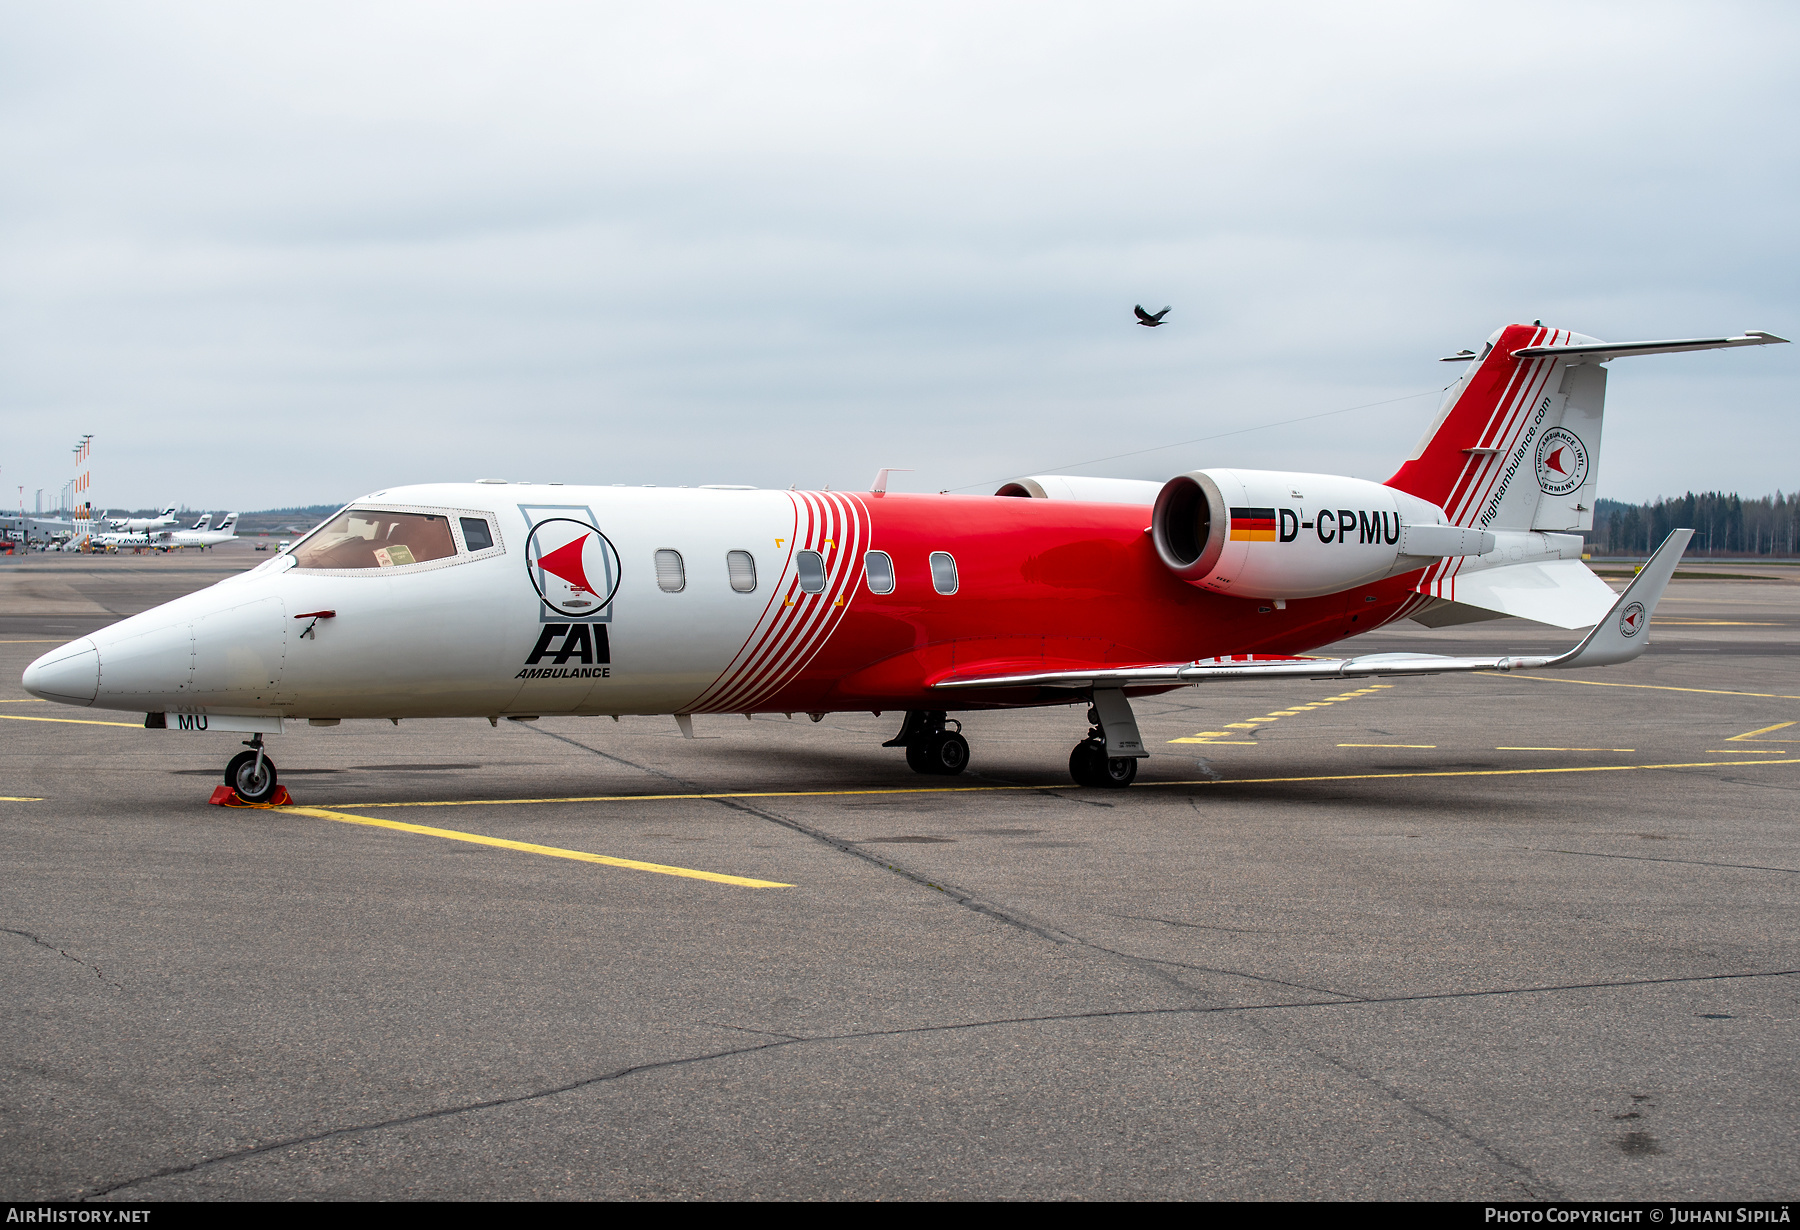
top-left (224, 751), bottom-right (280, 803)
top-left (224, 735), bottom-right (280, 804)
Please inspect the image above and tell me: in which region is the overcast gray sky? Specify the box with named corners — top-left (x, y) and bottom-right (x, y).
top-left (3, 1), bottom-right (1795, 512)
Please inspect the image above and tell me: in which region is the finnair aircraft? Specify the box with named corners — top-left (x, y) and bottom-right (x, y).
top-left (108, 506), bottom-right (180, 532)
top-left (165, 512), bottom-right (240, 550)
top-left (22, 324), bottom-right (1787, 802)
top-left (91, 514), bottom-right (238, 553)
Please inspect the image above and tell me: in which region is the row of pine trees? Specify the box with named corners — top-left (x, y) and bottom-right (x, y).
top-left (1592, 493), bottom-right (1800, 557)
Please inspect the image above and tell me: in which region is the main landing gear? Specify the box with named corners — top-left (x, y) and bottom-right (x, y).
top-left (886, 710), bottom-right (970, 776)
top-left (1067, 689), bottom-right (1148, 789)
top-left (224, 734), bottom-right (280, 804)
top-left (1069, 730), bottom-right (1137, 788)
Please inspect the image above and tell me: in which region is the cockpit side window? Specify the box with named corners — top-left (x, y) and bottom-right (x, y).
top-left (292, 510), bottom-right (459, 570)
top-left (459, 517), bottom-right (494, 552)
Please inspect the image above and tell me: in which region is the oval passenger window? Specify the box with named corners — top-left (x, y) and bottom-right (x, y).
top-left (727, 550), bottom-right (757, 593)
top-left (654, 549), bottom-right (686, 593)
top-left (796, 550), bottom-right (826, 594)
top-left (863, 551), bottom-right (895, 594)
top-left (929, 551), bottom-right (958, 595)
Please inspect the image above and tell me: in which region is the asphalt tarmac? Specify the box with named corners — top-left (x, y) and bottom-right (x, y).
top-left (3, 545), bottom-right (1797, 1200)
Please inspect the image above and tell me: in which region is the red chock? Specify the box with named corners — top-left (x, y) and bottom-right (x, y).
top-left (208, 785), bottom-right (294, 808)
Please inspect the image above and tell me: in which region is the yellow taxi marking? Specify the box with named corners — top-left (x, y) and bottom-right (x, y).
top-left (0, 713), bottom-right (141, 728)
top-left (325, 756), bottom-right (1799, 810)
top-left (1476, 674), bottom-right (1800, 701)
top-left (1174, 685), bottom-right (1393, 744)
top-left (1158, 759), bottom-right (1800, 788)
top-left (1, 797), bottom-right (45, 802)
top-left (1339, 743), bottom-right (1437, 748)
top-left (278, 806), bottom-right (793, 888)
top-left (1497, 747), bottom-right (1635, 752)
top-left (0, 699), bottom-right (48, 703)
top-left (1652, 619), bottom-right (1782, 626)
top-left (1726, 721), bottom-right (1798, 743)
top-left (1708, 750), bottom-right (1786, 754)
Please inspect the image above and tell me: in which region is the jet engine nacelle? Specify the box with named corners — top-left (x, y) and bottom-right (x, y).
top-left (1150, 468), bottom-right (1493, 600)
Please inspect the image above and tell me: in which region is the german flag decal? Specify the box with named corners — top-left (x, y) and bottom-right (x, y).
top-left (1228, 507), bottom-right (1278, 542)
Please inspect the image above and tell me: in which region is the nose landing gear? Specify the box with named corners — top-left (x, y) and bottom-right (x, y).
top-left (224, 734), bottom-right (280, 804)
top-left (884, 710), bottom-right (970, 776)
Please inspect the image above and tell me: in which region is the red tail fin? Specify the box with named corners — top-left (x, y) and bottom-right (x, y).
top-left (1386, 323), bottom-right (1582, 529)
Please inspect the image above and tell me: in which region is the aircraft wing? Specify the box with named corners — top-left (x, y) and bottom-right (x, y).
top-left (936, 528), bottom-right (1691, 693)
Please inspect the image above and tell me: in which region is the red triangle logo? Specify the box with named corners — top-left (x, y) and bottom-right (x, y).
top-left (1545, 446), bottom-right (1568, 475)
top-left (1623, 610), bottom-right (1638, 629)
top-left (538, 534), bottom-right (596, 595)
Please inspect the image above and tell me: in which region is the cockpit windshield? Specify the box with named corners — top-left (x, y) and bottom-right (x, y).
top-left (291, 509), bottom-right (458, 570)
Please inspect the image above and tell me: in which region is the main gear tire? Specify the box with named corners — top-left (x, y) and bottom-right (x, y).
top-left (224, 750), bottom-right (279, 804)
top-left (1069, 740), bottom-right (1136, 788)
top-left (918, 731), bottom-right (970, 776)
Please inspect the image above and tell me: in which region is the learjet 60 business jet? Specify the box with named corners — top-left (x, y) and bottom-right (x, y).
top-left (22, 323), bottom-right (1788, 802)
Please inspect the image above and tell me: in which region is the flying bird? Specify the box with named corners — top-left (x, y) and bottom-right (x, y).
top-left (1134, 304), bottom-right (1171, 327)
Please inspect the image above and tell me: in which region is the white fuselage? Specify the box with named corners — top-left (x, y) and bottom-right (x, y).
top-left (26, 484), bottom-right (816, 721)
top-left (163, 524), bottom-right (238, 549)
top-left (108, 511), bottom-right (179, 532)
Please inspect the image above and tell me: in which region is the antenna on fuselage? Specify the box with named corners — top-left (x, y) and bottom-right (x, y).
top-left (870, 468), bottom-right (913, 496)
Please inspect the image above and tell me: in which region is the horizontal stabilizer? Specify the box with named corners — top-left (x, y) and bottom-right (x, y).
top-left (935, 529), bottom-right (1692, 691)
top-left (1512, 331), bottom-right (1788, 361)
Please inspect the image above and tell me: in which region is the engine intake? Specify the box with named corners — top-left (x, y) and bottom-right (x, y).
top-left (1151, 468), bottom-right (1489, 600)
top-left (1150, 473), bottom-right (1227, 581)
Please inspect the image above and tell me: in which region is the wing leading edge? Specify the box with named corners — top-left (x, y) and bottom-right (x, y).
top-left (934, 529), bottom-right (1693, 692)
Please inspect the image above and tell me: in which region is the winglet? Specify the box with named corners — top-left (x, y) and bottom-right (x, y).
top-left (1545, 528), bottom-right (1693, 669)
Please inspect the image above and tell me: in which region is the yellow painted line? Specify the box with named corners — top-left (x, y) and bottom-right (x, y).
top-left (1153, 759), bottom-right (1800, 788)
top-left (0, 698), bottom-right (48, 703)
top-left (1340, 743), bottom-right (1437, 748)
top-left (1727, 721), bottom-right (1797, 743)
top-left (1, 796), bottom-right (45, 802)
top-left (1476, 674), bottom-right (1800, 701)
top-left (1497, 747), bottom-right (1635, 752)
top-left (0, 713), bottom-right (141, 728)
top-left (326, 757), bottom-right (1800, 811)
top-left (1176, 682), bottom-right (1391, 744)
top-left (327, 786), bottom-right (1058, 808)
top-left (1652, 619), bottom-right (1782, 626)
top-left (278, 806), bottom-right (793, 888)
top-left (1708, 750), bottom-right (1785, 754)
top-left (1170, 739), bottom-right (1258, 745)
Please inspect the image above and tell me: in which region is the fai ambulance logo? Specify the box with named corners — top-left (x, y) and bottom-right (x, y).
top-left (1534, 427), bottom-right (1589, 497)
top-left (1618, 601), bottom-right (1646, 638)
top-left (526, 518), bottom-right (621, 617)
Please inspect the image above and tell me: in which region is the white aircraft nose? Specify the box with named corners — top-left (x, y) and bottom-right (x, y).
top-left (23, 638), bottom-right (100, 705)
